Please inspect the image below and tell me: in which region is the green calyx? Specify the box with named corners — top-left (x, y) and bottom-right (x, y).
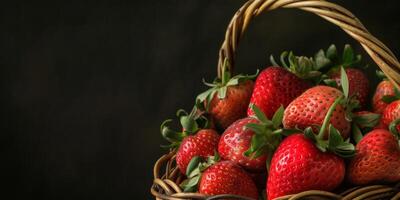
top-left (389, 119), bottom-right (400, 141)
top-left (351, 112), bottom-right (381, 143)
top-left (381, 87), bottom-right (400, 104)
top-left (320, 44), bottom-right (363, 70)
top-left (180, 152), bottom-right (220, 192)
top-left (304, 96), bottom-right (355, 158)
top-left (270, 51), bottom-right (322, 81)
top-left (160, 106), bottom-right (209, 149)
top-left (196, 58), bottom-right (258, 111)
top-left (244, 104), bottom-right (299, 171)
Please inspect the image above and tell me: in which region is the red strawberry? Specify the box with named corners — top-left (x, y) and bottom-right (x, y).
top-left (199, 161), bottom-right (258, 199)
top-left (161, 108), bottom-right (220, 174)
top-left (382, 100), bottom-right (400, 132)
top-left (175, 129), bottom-right (220, 174)
top-left (197, 60), bottom-right (255, 130)
top-left (348, 129), bottom-right (400, 185)
top-left (207, 80), bottom-right (253, 129)
top-left (283, 85), bottom-right (351, 139)
top-left (218, 105), bottom-right (285, 171)
top-left (372, 80), bottom-right (396, 113)
top-left (267, 134), bottom-right (345, 200)
top-left (268, 98), bottom-right (354, 199)
top-left (247, 66), bottom-right (311, 118)
top-left (330, 68), bottom-right (369, 108)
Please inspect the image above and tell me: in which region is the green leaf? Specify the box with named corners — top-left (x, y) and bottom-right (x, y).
top-left (270, 55), bottom-right (279, 66)
top-left (272, 128), bottom-right (300, 136)
top-left (186, 156), bottom-right (201, 177)
top-left (352, 124), bottom-right (363, 143)
top-left (245, 123), bottom-right (266, 135)
top-left (314, 49), bottom-right (331, 69)
top-left (376, 70), bottom-right (387, 80)
top-left (323, 79), bottom-right (338, 88)
top-left (389, 119), bottom-right (400, 139)
top-left (244, 134), bottom-right (267, 158)
top-left (304, 127), bottom-right (317, 142)
top-left (328, 125), bottom-right (343, 149)
top-left (382, 95), bottom-right (398, 104)
top-left (280, 51), bottom-right (289, 69)
top-left (250, 104), bottom-right (269, 123)
top-left (271, 106), bottom-right (285, 128)
top-left (266, 152), bottom-right (273, 173)
top-left (342, 44), bottom-right (354, 66)
top-left (217, 86), bottom-right (227, 99)
top-left (180, 116), bottom-right (198, 134)
top-left (353, 113), bottom-right (381, 128)
top-left (326, 44), bottom-right (337, 60)
top-left (196, 88), bottom-right (215, 103)
top-left (340, 67), bottom-right (349, 98)
top-left (181, 175), bottom-right (200, 192)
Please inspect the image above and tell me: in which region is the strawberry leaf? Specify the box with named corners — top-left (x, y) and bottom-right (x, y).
top-left (389, 119), bottom-right (400, 140)
top-left (249, 104), bottom-right (269, 123)
top-left (181, 175), bottom-right (200, 192)
top-left (342, 44), bottom-right (354, 66)
top-left (340, 67), bottom-right (349, 99)
top-left (382, 95), bottom-right (398, 104)
top-left (326, 44), bottom-right (337, 60)
top-left (353, 113), bottom-right (381, 128)
top-left (186, 156), bottom-right (201, 177)
top-left (271, 106), bottom-right (284, 129)
top-left (376, 70), bottom-right (387, 80)
top-left (352, 124), bottom-right (363, 143)
top-left (218, 86), bottom-right (227, 99)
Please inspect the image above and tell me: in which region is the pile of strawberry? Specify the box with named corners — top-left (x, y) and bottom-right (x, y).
top-left (160, 44), bottom-right (400, 200)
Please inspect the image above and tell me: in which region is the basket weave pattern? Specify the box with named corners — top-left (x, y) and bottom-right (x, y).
top-left (152, 0), bottom-right (400, 199)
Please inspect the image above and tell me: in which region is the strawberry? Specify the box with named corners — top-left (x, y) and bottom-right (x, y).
top-left (247, 66), bottom-right (311, 118)
top-left (330, 68), bottom-right (369, 108)
top-left (372, 78), bottom-right (396, 113)
top-left (283, 85), bottom-right (351, 139)
top-left (181, 156), bottom-right (258, 199)
top-left (161, 108), bottom-right (219, 174)
top-left (199, 161), bottom-right (258, 199)
top-left (348, 128), bottom-right (400, 185)
top-left (218, 105), bottom-right (285, 171)
top-left (267, 98), bottom-right (354, 199)
top-left (197, 59), bottom-right (255, 130)
top-left (382, 100), bottom-right (400, 132)
top-left (317, 44), bottom-right (369, 109)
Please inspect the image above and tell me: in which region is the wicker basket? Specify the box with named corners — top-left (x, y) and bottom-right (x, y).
top-left (151, 0), bottom-right (400, 199)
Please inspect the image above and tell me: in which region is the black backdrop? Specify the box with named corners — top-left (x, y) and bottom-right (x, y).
top-left (2, 1), bottom-right (400, 199)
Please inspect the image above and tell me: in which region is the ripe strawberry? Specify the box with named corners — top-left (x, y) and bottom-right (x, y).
top-left (267, 134), bottom-right (346, 199)
top-left (317, 44), bottom-right (369, 109)
top-left (372, 79), bottom-right (396, 113)
top-left (283, 85), bottom-right (351, 139)
top-left (218, 105), bottom-right (285, 171)
top-left (247, 66), bottom-right (311, 118)
top-left (267, 98), bottom-right (354, 199)
top-left (175, 130), bottom-right (220, 174)
top-left (330, 68), bottom-right (369, 108)
top-left (197, 60), bottom-right (255, 130)
top-left (161, 108), bottom-right (219, 174)
top-left (348, 129), bottom-right (400, 185)
top-left (381, 100), bottom-right (400, 132)
top-left (199, 161), bottom-right (258, 199)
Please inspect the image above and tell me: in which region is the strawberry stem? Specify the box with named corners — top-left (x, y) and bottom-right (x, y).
top-left (317, 96), bottom-right (343, 139)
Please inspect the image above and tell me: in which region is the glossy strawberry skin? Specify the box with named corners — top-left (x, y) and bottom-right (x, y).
top-left (199, 161), bottom-right (258, 199)
top-left (331, 68), bottom-right (369, 109)
top-left (247, 67), bottom-right (311, 118)
top-left (348, 129), bottom-right (400, 184)
top-left (283, 86), bottom-right (350, 139)
top-left (267, 134), bottom-right (345, 200)
top-left (209, 80), bottom-right (254, 130)
top-left (175, 129), bottom-right (220, 174)
top-left (372, 80), bottom-right (395, 114)
top-left (218, 117), bottom-right (267, 171)
top-left (382, 100), bottom-right (400, 131)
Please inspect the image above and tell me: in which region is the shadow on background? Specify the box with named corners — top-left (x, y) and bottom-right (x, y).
top-left (2, 0), bottom-right (400, 199)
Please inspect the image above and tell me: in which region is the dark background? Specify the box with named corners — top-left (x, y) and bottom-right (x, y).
top-left (2, 0), bottom-right (400, 199)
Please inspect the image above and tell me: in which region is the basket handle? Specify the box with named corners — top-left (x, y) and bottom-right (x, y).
top-left (218, 0), bottom-right (400, 87)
